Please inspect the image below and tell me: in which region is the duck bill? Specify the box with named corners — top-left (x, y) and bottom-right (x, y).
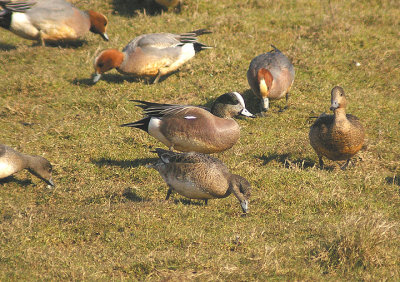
top-left (240, 200), bottom-right (249, 213)
top-left (101, 33), bottom-right (109, 41)
top-left (92, 72), bottom-right (102, 84)
top-left (240, 108), bottom-right (255, 118)
top-left (46, 177), bottom-right (55, 188)
top-left (330, 101), bottom-right (339, 111)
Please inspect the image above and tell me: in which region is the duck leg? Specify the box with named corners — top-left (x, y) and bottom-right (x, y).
top-left (165, 186), bottom-right (173, 200)
top-left (204, 199), bottom-right (208, 205)
top-left (341, 159), bottom-right (351, 170)
top-left (318, 156), bottom-right (324, 169)
top-left (152, 71), bottom-right (162, 84)
top-left (39, 30), bottom-right (45, 46)
top-left (279, 92), bottom-right (290, 112)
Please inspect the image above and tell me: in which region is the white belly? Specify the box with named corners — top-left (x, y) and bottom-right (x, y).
top-left (0, 161), bottom-right (18, 179)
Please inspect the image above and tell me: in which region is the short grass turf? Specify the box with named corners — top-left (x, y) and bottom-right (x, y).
top-left (0, 0), bottom-right (399, 280)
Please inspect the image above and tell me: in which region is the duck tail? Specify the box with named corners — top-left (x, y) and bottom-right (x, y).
top-left (189, 29), bottom-right (212, 37)
top-left (194, 42), bottom-right (212, 53)
top-left (120, 117), bottom-right (151, 133)
top-left (270, 44), bottom-right (281, 53)
top-left (0, 0), bottom-right (36, 12)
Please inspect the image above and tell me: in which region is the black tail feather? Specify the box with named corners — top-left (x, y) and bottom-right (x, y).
top-left (194, 42), bottom-right (212, 53)
top-left (120, 117), bottom-right (151, 133)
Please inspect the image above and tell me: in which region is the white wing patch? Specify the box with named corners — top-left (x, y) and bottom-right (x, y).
top-left (184, 116), bottom-right (197, 120)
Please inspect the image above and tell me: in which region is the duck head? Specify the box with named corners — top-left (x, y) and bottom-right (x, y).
top-left (330, 86), bottom-right (347, 111)
top-left (230, 174), bottom-right (251, 213)
top-left (88, 10), bottom-right (109, 41)
top-left (92, 49), bottom-right (124, 83)
top-left (211, 92), bottom-right (255, 119)
top-left (27, 155), bottom-right (54, 188)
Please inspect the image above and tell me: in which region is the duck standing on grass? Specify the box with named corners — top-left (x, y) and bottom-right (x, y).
top-left (309, 86), bottom-right (365, 169)
top-left (0, 0), bottom-right (108, 45)
top-left (247, 45), bottom-right (295, 115)
top-left (150, 148), bottom-right (251, 213)
top-left (0, 144), bottom-right (54, 187)
top-left (92, 29), bottom-right (212, 84)
top-left (121, 92), bottom-right (255, 153)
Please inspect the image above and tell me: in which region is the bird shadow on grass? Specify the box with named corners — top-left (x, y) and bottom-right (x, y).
top-left (256, 152), bottom-right (324, 170)
top-left (0, 42), bottom-right (16, 51)
top-left (171, 198), bottom-right (207, 206)
top-left (112, 0), bottom-right (172, 17)
top-left (122, 187), bottom-right (146, 202)
top-left (91, 157), bottom-right (158, 169)
top-left (385, 176), bottom-right (400, 187)
top-left (0, 176), bottom-right (33, 187)
top-left (30, 40), bottom-right (88, 48)
top-left (71, 72), bottom-right (176, 86)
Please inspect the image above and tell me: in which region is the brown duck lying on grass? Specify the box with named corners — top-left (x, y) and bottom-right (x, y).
top-left (150, 148), bottom-right (252, 213)
top-left (309, 86), bottom-right (365, 169)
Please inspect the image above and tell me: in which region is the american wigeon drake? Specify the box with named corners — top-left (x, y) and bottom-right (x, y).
top-left (92, 29), bottom-right (211, 84)
top-left (0, 0), bottom-right (108, 45)
top-left (0, 144), bottom-right (54, 187)
top-left (247, 45), bottom-right (295, 115)
top-left (309, 86), bottom-right (365, 169)
top-left (151, 148), bottom-right (251, 213)
top-left (121, 92), bottom-right (255, 153)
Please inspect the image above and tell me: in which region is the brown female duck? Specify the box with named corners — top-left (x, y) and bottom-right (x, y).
top-left (150, 148), bottom-right (251, 213)
top-left (309, 86), bottom-right (365, 169)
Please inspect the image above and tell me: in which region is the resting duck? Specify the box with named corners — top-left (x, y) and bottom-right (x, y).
top-left (0, 0), bottom-right (108, 45)
top-left (247, 45), bottom-right (295, 114)
top-left (0, 144), bottom-right (54, 187)
top-left (93, 29), bottom-right (211, 84)
top-left (309, 86), bottom-right (365, 169)
top-left (150, 148), bottom-right (251, 213)
top-left (121, 92), bottom-right (255, 153)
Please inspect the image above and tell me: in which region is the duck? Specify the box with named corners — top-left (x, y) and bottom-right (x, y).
top-left (150, 148), bottom-right (251, 213)
top-left (121, 92), bottom-right (255, 153)
top-left (0, 144), bottom-right (54, 187)
top-left (309, 86), bottom-right (365, 169)
top-left (247, 45), bottom-right (295, 115)
top-left (92, 29), bottom-right (211, 84)
top-left (0, 0), bottom-right (108, 45)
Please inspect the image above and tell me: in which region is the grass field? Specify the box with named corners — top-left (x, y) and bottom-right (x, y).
top-left (1, 0), bottom-right (399, 280)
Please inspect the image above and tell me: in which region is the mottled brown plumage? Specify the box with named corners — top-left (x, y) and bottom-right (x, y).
top-left (309, 86), bottom-right (365, 169)
top-left (150, 148), bottom-right (251, 213)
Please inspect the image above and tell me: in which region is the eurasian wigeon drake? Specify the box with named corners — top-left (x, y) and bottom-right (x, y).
top-left (0, 144), bottom-right (54, 187)
top-left (121, 92), bottom-right (255, 154)
top-left (92, 29), bottom-right (211, 84)
top-left (247, 45), bottom-right (295, 115)
top-left (0, 0), bottom-right (108, 45)
top-left (150, 148), bottom-right (252, 213)
top-left (309, 86), bottom-right (365, 169)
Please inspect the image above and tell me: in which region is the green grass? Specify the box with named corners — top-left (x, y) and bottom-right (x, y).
top-left (1, 0), bottom-right (400, 280)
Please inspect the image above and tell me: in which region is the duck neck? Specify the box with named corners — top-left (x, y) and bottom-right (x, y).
top-left (211, 105), bottom-right (233, 119)
top-left (334, 108), bottom-right (348, 123)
